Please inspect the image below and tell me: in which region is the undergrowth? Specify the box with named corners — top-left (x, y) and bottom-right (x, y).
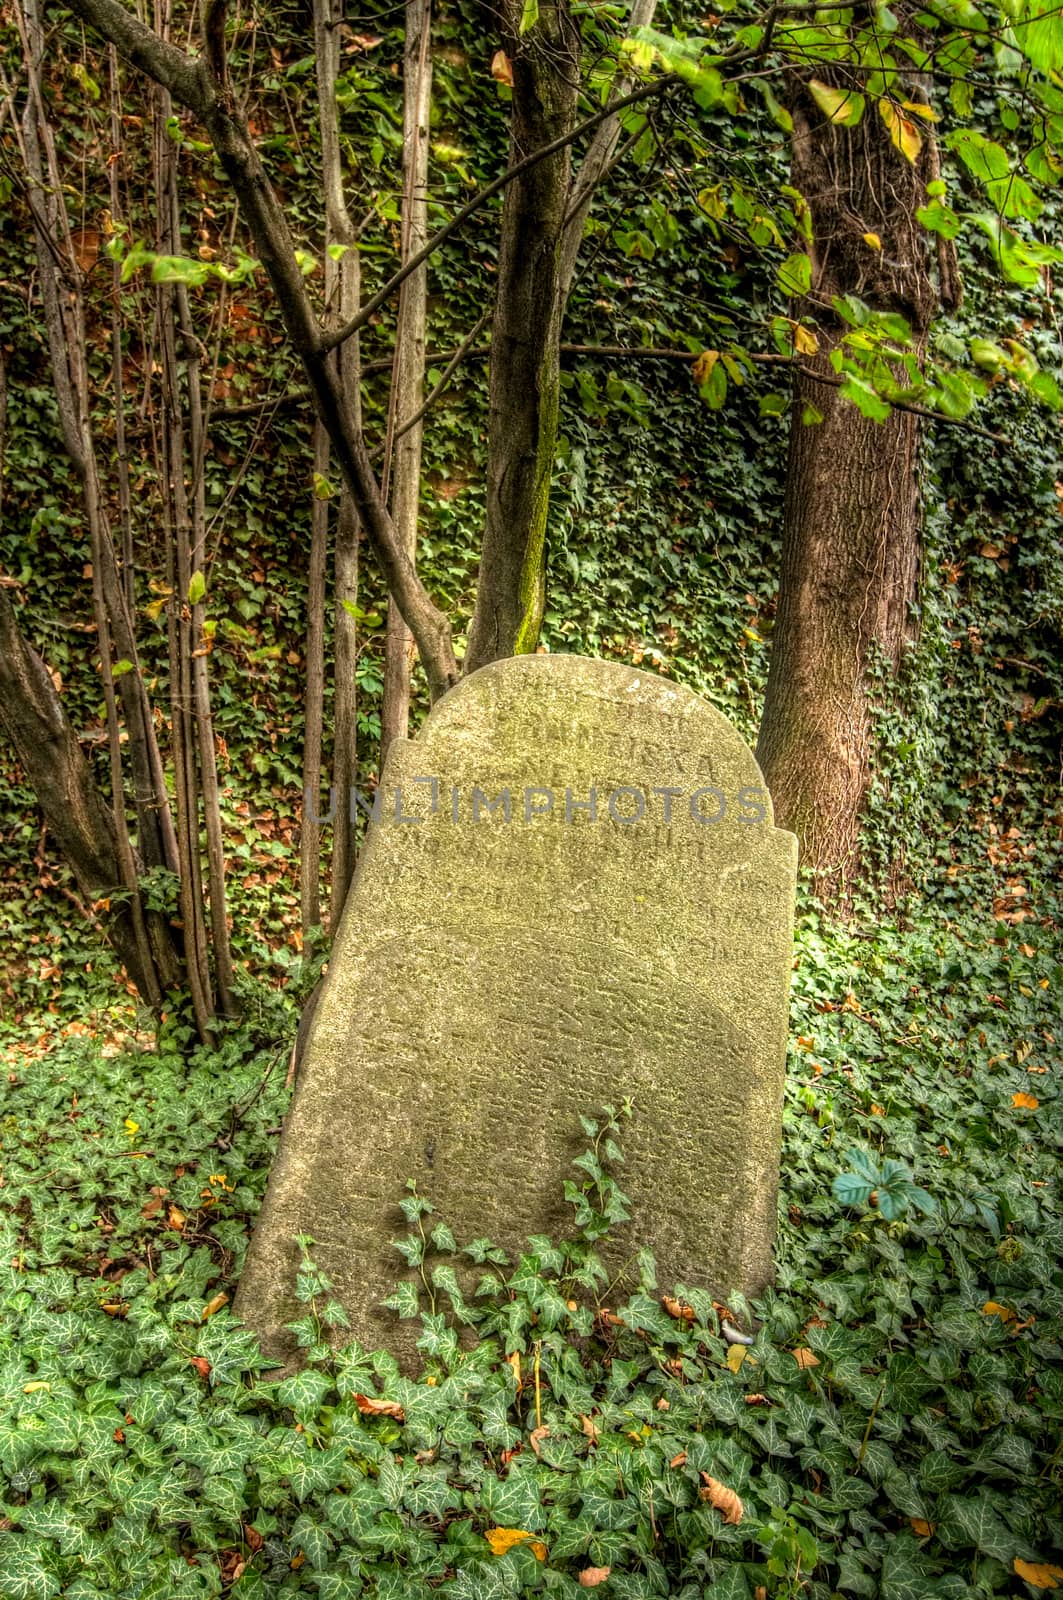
top-left (0, 910), bottom-right (1060, 1599)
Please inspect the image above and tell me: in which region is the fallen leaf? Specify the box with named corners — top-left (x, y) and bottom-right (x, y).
top-left (1013, 1558), bottom-right (1063, 1589)
top-left (662, 1295), bottom-right (695, 1322)
top-left (1012, 1092), bottom-right (1040, 1109)
top-left (141, 1197), bottom-right (163, 1218)
top-left (202, 1292), bottom-right (229, 1321)
top-left (166, 1205), bottom-right (186, 1230)
top-left (870, 1103), bottom-right (886, 1116)
top-left (529, 1425), bottom-right (550, 1457)
top-left (580, 1413), bottom-right (600, 1445)
top-left (700, 1474), bottom-right (744, 1525)
top-left (490, 49), bottom-right (513, 85)
top-left (290, 1550), bottom-right (305, 1569)
top-left (670, 1450), bottom-right (688, 1468)
top-left (579, 1568), bottom-right (611, 1587)
top-left (190, 1356), bottom-right (211, 1379)
top-left (725, 1344), bottom-right (748, 1374)
top-left (744, 1393), bottom-right (771, 1405)
top-left (22, 1382), bottom-right (51, 1393)
top-left (484, 1528), bottom-right (546, 1560)
top-left (353, 1393), bottom-right (406, 1421)
top-left (793, 1348), bottom-right (820, 1369)
top-left (243, 1527), bottom-right (264, 1552)
top-left (983, 1301), bottom-right (1018, 1324)
top-left (910, 1517), bottom-right (936, 1536)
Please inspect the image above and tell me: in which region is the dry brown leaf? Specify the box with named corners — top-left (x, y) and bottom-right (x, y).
top-left (580, 1413), bottom-right (600, 1445)
top-left (662, 1295), bottom-right (695, 1322)
top-left (529, 1426), bottom-right (550, 1458)
top-left (353, 1392), bottom-right (406, 1421)
top-left (670, 1451), bottom-right (688, 1468)
top-left (655, 1397), bottom-right (670, 1411)
top-left (578, 1567), bottom-right (612, 1587)
top-left (166, 1205), bottom-right (186, 1230)
top-left (793, 1348), bottom-right (820, 1369)
top-left (699, 1473), bottom-right (744, 1525)
top-left (1013, 1558), bottom-right (1063, 1589)
top-left (744, 1393), bottom-right (770, 1406)
top-left (490, 49), bottom-right (514, 85)
top-left (754, 1588), bottom-right (768, 1600)
top-left (910, 1517), bottom-right (936, 1537)
top-left (484, 1528), bottom-right (547, 1560)
top-left (190, 1356), bottom-right (211, 1379)
top-left (201, 1292), bottom-right (229, 1321)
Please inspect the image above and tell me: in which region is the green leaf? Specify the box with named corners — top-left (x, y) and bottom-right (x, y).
top-left (778, 253), bottom-right (812, 297)
top-left (111, 659), bottom-right (134, 677)
top-left (519, 0), bottom-right (539, 32)
top-left (187, 570), bottom-right (206, 606)
top-left (809, 78), bottom-right (866, 126)
top-left (916, 202), bottom-right (961, 240)
top-left (150, 254), bottom-right (210, 286)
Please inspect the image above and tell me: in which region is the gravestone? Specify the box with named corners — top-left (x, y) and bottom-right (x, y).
top-left (236, 655), bottom-right (797, 1364)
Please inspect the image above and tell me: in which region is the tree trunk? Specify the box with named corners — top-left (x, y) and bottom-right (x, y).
top-left (465, 0), bottom-right (579, 669)
top-left (0, 592), bottom-right (184, 999)
top-left (757, 351), bottom-right (922, 893)
top-left (381, 0), bottom-right (432, 756)
top-left (757, 59), bottom-right (959, 901)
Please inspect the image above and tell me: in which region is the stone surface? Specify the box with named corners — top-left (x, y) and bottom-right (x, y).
top-left (235, 655), bottom-right (797, 1364)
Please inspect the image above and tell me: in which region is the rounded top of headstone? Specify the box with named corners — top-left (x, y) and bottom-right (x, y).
top-left (416, 653), bottom-right (775, 826)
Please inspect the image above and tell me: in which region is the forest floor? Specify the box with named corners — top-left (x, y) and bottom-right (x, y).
top-left (0, 903), bottom-right (1060, 1599)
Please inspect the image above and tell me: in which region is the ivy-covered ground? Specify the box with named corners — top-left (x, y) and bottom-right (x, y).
top-left (0, 901), bottom-right (1060, 1600)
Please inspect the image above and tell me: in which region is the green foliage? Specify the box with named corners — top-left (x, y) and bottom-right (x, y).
top-left (1, 918), bottom-right (1061, 1595)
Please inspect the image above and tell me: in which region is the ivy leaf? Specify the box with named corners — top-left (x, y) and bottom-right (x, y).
top-left (518, 0), bottom-right (539, 33)
top-left (778, 253), bottom-right (812, 297)
top-left (187, 570), bottom-right (206, 606)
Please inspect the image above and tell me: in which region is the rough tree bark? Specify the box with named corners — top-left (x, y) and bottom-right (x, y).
top-left (756, 59), bottom-right (960, 901)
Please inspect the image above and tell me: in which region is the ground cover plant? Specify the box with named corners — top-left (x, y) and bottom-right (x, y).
top-left (0, 907), bottom-right (1059, 1599)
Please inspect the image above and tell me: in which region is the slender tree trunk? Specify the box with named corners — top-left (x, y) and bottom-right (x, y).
top-left (465, 0), bottom-right (579, 669)
top-left (314, 0), bottom-right (362, 923)
top-left (381, 0), bottom-right (432, 756)
top-left (757, 57), bottom-right (959, 901)
top-left (0, 591), bottom-right (183, 999)
top-left (300, 421), bottom-right (329, 939)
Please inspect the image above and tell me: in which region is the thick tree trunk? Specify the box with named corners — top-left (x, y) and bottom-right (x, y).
top-left (464, 0), bottom-right (579, 669)
top-left (757, 347), bottom-right (922, 892)
top-left (757, 58), bottom-right (958, 901)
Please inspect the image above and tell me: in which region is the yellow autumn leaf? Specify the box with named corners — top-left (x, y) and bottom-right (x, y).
top-left (878, 98), bottom-right (922, 164)
top-left (792, 323), bottom-right (819, 356)
top-left (902, 98), bottom-right (940, 121)
top-left (863, 232), bottom-right (882, 250)
top-left (23, 1382), bottom-right (51, 1393)
top-left (725, 1344), bottom-right (749, 1374)
top-left (910, 1517), bottom-right (936, 1536)
top-left (1014, 1558), bottom-right (1063, 1589)
top-left (983, 1301), bottom-right (1018, 1324)
top-left (485, 1528), bottom-right (547, 1560)
top-left (1013, 1092), bottom-right (1040, 1109)
top-left (124, 1118), bottom-right (139, 1139)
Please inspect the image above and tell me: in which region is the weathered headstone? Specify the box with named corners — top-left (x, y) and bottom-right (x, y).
top-left (236, 655), bottom-right (796, 1364)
